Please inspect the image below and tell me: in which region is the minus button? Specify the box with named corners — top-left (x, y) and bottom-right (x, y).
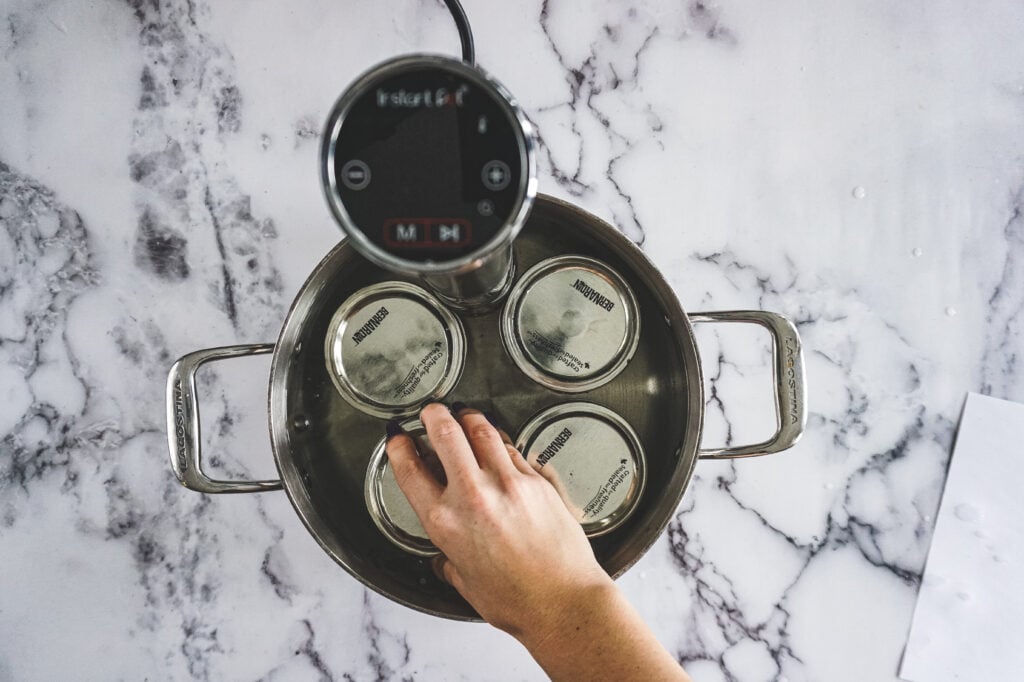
top-left (340, 160), bottom-right (371, 191)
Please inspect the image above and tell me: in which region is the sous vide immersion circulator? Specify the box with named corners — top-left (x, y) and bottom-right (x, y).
top-left (320, 53), bottom-right (538, 310)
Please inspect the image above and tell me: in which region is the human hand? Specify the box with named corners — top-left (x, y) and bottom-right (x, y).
top-left (384, 402), bottom-right (613, 641)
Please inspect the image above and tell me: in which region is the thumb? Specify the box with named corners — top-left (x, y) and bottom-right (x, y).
top-left (432, 554), bottom-right (463, 592)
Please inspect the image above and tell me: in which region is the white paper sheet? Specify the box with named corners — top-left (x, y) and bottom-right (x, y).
top-left (900, 393), bottom-right (1024, 681)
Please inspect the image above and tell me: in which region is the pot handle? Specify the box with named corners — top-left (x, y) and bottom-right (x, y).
top-left (690, 311), bottom-right (807, 459)
top-left (166, 344), bottom-right (283, 493)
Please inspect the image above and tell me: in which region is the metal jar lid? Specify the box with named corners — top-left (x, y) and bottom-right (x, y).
top-left (324, 281), bottom-right (466, 418)
top-left (501, 255), bottom-right (640, 392)
top-left (365, 419), bottom-right (441, 557)
top-left (516, 402), bottom-right (646, 536)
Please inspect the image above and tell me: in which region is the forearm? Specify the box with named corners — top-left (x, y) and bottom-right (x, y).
top-left (514, 580), bottom-right (690, 682)
top-left (387, 405), bottom-right (687, 680)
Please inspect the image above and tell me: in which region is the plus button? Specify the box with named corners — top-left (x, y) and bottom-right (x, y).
top-left (481, 160), bottom-right (511, 191)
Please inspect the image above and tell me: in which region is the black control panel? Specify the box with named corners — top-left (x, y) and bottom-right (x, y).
top-left (324, 59), bottom-right (528, 264)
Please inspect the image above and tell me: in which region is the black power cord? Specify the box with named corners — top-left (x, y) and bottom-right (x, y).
top-left (441, 0), bottom-right (475, 65)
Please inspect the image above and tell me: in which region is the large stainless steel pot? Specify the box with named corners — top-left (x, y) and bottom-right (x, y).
top-left (166, 195), bottom-right (806, 620)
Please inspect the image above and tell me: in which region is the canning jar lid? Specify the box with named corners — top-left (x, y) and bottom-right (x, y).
top-left (324, 281), bottom-right (466, 418)
top-left (365, 419), bottom-right (442, 557)
top-left (516, 402), bottom-right (646, 536)
top-left (501, 255), bottom-right (640, 392)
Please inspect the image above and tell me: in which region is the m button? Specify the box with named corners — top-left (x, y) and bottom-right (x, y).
top-left (385, 220), bottom-right (425, 245)
top-left (340, 160), bottom-right (371, 191)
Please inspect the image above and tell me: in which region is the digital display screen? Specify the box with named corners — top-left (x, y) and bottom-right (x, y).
top-left (329, 66), bottom-right (524, 263)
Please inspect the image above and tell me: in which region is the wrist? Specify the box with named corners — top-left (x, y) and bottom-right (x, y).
top-left (510, 577), bottom-right (690, 682)
top-left (510, 573), bottom-right (619, 652)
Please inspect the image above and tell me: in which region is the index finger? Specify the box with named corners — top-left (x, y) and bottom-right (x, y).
top-left (419, 402), bottom-right (480, 485)
top-left (385, 430), bottom-right (443, 510)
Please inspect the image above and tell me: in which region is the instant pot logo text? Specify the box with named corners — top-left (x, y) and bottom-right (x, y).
top-left (571, 279), bottom-right (615, 311)
top-left (376, 85), bottom-right (469, 109)
top-left (784, 336), bottom-right (800, 424)
top-left (537, 427), bottom-right (573, 466)
top-left (173, 380), bottom-right (188, 473)
top-left (352, 306), bottom-right (390, 345)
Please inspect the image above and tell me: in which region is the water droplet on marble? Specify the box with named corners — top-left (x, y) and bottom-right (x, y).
top-left (911, 247), bottom-right (923, 258)
top-left (956, 591), bottom-right (971, 602)
top-left (954, 503), bottom-right (980, 522)
top-left (852, 186), bottom-right (866, 199)
top-left (973, 530), bottom-right (986, 539)
top-left (945, 307), bottom-right (957, 317)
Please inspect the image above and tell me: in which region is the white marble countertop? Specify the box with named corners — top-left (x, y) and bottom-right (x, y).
top-left (2, 1), bottom-right (1023, 680)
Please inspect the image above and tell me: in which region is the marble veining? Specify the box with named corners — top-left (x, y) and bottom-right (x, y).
top-left (127, 0), bottom-right (286, 333)
top-left (980, 192), bottom-right (1024, 396)
top-left (2, 0), bottom-right (1024, 680)
top-left (1, 162), bottom-right (100, 490)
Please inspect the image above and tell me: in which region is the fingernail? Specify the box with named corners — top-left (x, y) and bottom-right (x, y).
top-left (483, 411), bottom-right (499, 427)
top-left (385, 419), bottom-right (403, 440)
top-left (450, 401), bottom-right (468, 413)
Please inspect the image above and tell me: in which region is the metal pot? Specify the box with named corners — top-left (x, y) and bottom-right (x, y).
top-left (165, 194), bottom-right (806, 620)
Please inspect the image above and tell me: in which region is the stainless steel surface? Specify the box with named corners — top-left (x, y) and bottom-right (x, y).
top-left (501, 255), bottom-right (639, 392)
top-left (365, 419), bottom-right (440, 557)
top-left (324, 281), bottom-right (466, 418)
top-left (166, 344), bottom-right (282, 494)
top-left (516, 402), bottom-right (645, 537)
top-left (320, 54), bottom-right (538, 309)
top-left (419, 243), bottom-right (517, 312)
top-left (165, 194), bottom-right (807, 621)
top-left (691, 311), bottom-right (808, 459)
